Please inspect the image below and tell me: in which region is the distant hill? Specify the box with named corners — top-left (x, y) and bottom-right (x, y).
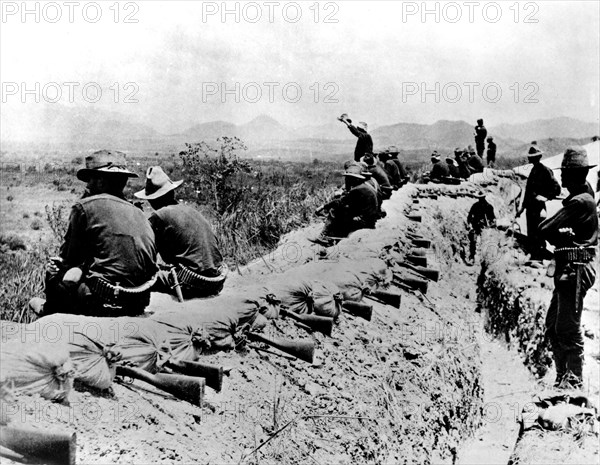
top-left (2, 106), bottom-right (598, 164)
top-left (493, 117), bottom-right (599, 143)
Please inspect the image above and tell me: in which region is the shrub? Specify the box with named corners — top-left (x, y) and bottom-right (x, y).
top-left (0, 233), bottom-right (26, 251)
top-left (6, 195), bottom-right (14, 202)
top-left (23, 212), bottom-right (30, 219)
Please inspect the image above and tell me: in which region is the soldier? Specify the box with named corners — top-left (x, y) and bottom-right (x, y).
top-left (516, 145), bottom-right (561, 261)
top-left (446, 157), bottom-right (460, 178)
top-left (378, 150), bottom-right (401, 189)
top-left (429, 152), bottom-right (450, 183)
top-left (338, 114), bottom-right (373, 162)
top-left (455, 148), bottom-right (472, 179)
top-left (474, 118), bottom-right (487, 157)
top-left (466, 192), bottom-right (496, 262)
top-left (467, 147), bottom-right (485, 174)
top-left (539, 147), bottom-right (598, 389)
top-left (311, 164), bottom-right (378, 246)
top-left (387, 146), bottom-right (409, 185)
top-left (362, 152), bottom-right (393, 199)
top-left (486, 136), bottom-right (497, 167)
top-left (134, 167), bottom-right (227, 300)
top-left (30, 150), bottom-right (158, 317)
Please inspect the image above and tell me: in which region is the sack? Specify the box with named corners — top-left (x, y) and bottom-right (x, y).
top-left (245, 288), bottom-right (281, 320)
top-left (151, 294), bottom-right (262, 352)
top-left (280, 280), bottom-right (342, 319)
top-left (156, 321), bottom-right (211, 363)
top-left (332, 270), bottom-right (370, 302)
top-left (69, 332), bottom-right (119, 390)
top-left (0, 340), bottom-right (74, 402)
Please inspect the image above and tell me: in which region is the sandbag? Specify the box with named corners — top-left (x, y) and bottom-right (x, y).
top-left (156, 320), bottom-right (211, 363)
top-left (0, 340), bottom-right (74, 402)
top-left (68, 332), bottom-right (119, 390)
top-left (151, 294), bottom-right (263, 353)
top-left (333, 270), bottom-right (370, 302)
top-left (245, 288), bottom-right (281, 320)
top-left (279, 280), bottom-right (342, 319)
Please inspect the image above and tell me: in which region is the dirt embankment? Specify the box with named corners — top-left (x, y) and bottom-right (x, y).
top-left (2, 183), bottom-right (508, 464)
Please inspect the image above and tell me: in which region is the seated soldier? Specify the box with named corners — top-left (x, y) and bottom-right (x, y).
top-left (312, 164), bottom-right (378, 246)
top-left (134, 167), bottom-right (227, 300)
top-left (429, 153), bottom-right (450, 183)
top-left (466, 192), bottom-right (496, 262)
top-left (387, 146), bottom-right (409, 185)
top-left (378, 150), bottom-right (401, 189)
top-left (362, 152), bottom-right (393, 199)
top-left (30, 150), bottom-right (158, 317)
top-left (446, 157), bottom-right (460, 178)
top-left (467, 147), bottom-right (485, 173)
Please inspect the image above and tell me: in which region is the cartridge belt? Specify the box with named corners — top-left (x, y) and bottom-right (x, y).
top-left (554, 247), bottom-right (596, 264)
top-left (88, 274), bottom-right (158, 303)
top-left (176, 263), bottom-right (228, 288)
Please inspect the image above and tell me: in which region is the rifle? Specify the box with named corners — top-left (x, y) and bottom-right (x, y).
top-left (0, 425), bottom-right (76, 465)
top-left (341, 301), bottom-right (373, 321)
top-left (247, 332), bottom-right (314, 364)
top-left (397, 262), bottom-right (440, 282)
top-left (169, 266), bottom-right (185, 303)
top-left (393, 274), bottom-right (429, 294)
top-left (364, 289), bottom-right (402, 309)
top-left (164, 359), bottom-right (224, 392)
top-left (116, 366), bottom-right (205, 406)
top-left (405, 254), bottom-right (428, 267)
top-left (280, 308), bottom-right (334, 337)
top-left (405, 214), bottom-right (422, 222)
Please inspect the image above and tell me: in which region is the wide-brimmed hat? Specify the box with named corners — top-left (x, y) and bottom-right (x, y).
top-left (431, 153), bottom-right (441, 162)
top-left (446, 157), bottom-right (456, 165)
top-left (527, 146), bottom-right (544, 158)
top-left (487, 136), bottom-right (493, 141)
top-left (474, 191), bottom-right (486, 198)
top-left (343, 164), bottom-right (369, 180)
top-left (387, 145), bottom-right (400, 155)
top-left (556, 146), bottom-right (597, 170)
top-left (357, 121), bottom-right (368, 131)
top-left (362, 152), bottom-right (377, 166)
top-left (77, 150), bottom-right (138, 182)
top-left (134, 166), bottom-right (183, 200)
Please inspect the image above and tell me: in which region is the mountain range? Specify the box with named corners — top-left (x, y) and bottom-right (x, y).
top-left (1, 105), bottom-right (598, 161)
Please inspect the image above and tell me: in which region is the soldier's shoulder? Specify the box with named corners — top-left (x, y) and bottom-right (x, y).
top-left (78, 194), bottom-right (135, 208)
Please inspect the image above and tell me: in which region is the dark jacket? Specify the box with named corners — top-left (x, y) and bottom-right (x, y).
top-left (523, 163), bottom-right (561, 209)
top-left (60, 194), bottom-right (157, 287)
top-left (348, 126), bottom-right (374, 162)
top-left (149, 203), bottom-right (223, 274)
top-left (391, 158), bottom-right (407, 179)
top-left (430, 161), bottom-right (450, 181)
top-left (487, 141), bottom-right (497, 161)
top-left (467, 200), bottom-right (496, 233)
top-left (467, 154), bottom-right (485, 173)
top-left (341, 183), bottom-right (379, 229)
top-left (475, 125), bottom-right (487, 147)
top-left (539, 186), bottom-right (598, 249)
top-left (383, 160), bottom-right (401, 187)
top-left (447, 162), bottom-right (460, 178)
top-left (366, 164), bottom-right (392, 189)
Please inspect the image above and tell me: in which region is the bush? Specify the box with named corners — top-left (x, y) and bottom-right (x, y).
top-left (23, 212), bottom-right (30, 219)
top-left (6, 195), bottom-right (14, 202)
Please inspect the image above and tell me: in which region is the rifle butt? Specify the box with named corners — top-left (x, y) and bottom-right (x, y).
top-left (410, 248), bottom-right (428, 257)
top-left (249, 333), bottom-right (314, 364)
top-left (406, 214), bottom-right (422, 222)
top-left (0, 425), bottom-right (76, 465)
top-left (406, 255), bottom-right (428, 267)
top-left (411, 238), bottom-right (431, 248)
top-left (368, 290), bottom-right (401, 309)
top-left (341, 301), bottom-right (373, 321)
top-left (116, 366), bottom-right (205, 406)
top-left (167, 360), bottom-right (223, 393)
top-left (393, 275), bottom-right (429, 294)
top-left (281, 309), bottom-right (333, 337)
top-left (408, 265), bottom-right (439, 282)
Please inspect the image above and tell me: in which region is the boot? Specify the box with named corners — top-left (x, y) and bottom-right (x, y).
top-left (552, 348), bottom-right (567, 388)
top-left (559, 351), bottom-right (584, 390)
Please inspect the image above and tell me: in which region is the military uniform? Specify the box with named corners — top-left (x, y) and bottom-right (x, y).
top-left (467, 196), bottom-right (496, 260)
top-left (539, 150), bottom-right (598, 388)
top-left (521, 158), bottom-right (561, 260)
top-left (44, 194), bottom-right (158, 316)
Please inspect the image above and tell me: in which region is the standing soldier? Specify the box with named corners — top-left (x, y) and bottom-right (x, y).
top-left (474, 118), bottom-right (487, 157)
top-left (338, 113), bottom-right (373, 162)
top-left (466, 192), bottom-right (496, 262)
top-left (539, 147), bottom-right (598, 389)
top-left (486, 136), bottom-right (497, 167)
top-left (516, 145), bottom-right (562, 261)
top-left (134, 167), bottom-right (227, 300)
top-left (30, 150), bottom-right (158, 317)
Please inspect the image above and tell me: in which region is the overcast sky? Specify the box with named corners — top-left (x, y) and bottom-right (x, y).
top-left (1, 1), bottom-right (599, 135)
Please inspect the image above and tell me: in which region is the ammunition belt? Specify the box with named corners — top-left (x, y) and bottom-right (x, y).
top-left (554, 247), bottom-right (596, 263)
top-left (88, 274), bottom-right (158, 303)
top-left (177, 263), bottom-right (228, 288)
